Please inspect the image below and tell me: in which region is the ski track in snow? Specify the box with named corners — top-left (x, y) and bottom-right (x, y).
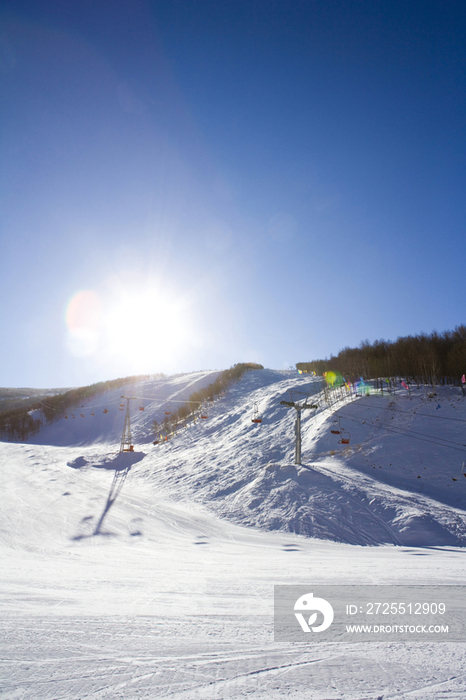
top-left (1, 369), bottom-right (466, 698)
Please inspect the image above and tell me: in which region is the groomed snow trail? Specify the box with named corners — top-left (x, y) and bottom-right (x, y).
top-left (1, 369), bottom-right (466, 698)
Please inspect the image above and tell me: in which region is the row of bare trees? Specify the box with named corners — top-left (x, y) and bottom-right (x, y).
top-left (0, 374), bottom-right (153, 442)
top-left (153, 362), bottom-right (264, 436)
top-left (297, 325), bottom-right (466, 385)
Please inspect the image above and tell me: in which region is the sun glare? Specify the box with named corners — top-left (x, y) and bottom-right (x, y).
top-left (65, 280), bottom-right (200, 373)
top-left (104, 287), bottom-right (194, 371)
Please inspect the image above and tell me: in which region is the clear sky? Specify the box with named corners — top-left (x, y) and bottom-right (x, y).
top-left (1, 0), bottom-right (465, 388)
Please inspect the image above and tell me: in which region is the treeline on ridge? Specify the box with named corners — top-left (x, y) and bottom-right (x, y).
top-left (297, 325), bottom-right (466, 385)
top-left (0, 364), bottom-right (264, 442)
top-left (0, 374), bottom-right (157, 442)
top-left (155, 362), bottom-right (264, 432)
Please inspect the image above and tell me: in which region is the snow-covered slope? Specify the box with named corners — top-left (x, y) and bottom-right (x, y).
top-left (26, 370), bottom-right (221, 447)
top-left (127, 370), bottom-right (466, 547)
top-left (2, 369), bottom-right (466, 699)
top-left (11, 368), bottom-right (466, 547)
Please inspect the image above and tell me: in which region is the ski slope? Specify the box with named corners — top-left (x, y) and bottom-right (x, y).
top-left (1, 369), bottom-right (466, 698)
top-left (27, 370), bottom-right (221, 447)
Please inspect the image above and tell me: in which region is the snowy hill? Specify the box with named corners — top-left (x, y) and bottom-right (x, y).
top-left (7, 368), bottom-right (466, 547)
top-left (2, 369), bottom-right (466, 699)
top-left (127, 370), bottom-right (466, 547)
top-left (25, 370), bottom-right (221, 447)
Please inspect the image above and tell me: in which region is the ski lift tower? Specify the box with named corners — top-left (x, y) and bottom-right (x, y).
top-left (120, 395), bottom-right (137, 452)
top-left (280, 391), bottom-right (317, 465)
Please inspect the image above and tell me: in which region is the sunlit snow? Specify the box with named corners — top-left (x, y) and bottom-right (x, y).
top-left (2, 369), bottom-right (466, 698)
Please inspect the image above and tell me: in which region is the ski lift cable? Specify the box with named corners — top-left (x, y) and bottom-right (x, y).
top-left (58, 390), bottom-right (221, 413)
top-left (339, 414), bottom-right (466, 453)
top-left (39, 401), bottom-right (59, 411)
top-left (340, 402), bottom-right (466, 424)
top-left (67, 396), bottom-right (125, 410)
top-left (69, 393), bottom-right (169, 411)
top-left (288, 389), bottom-right (319, 398)
top-left (135, 395), bottom-right (210, 404)
top-left (337, 410), bottom-right (466, 447)
top-left (336, 412), bottom-right (466, 453)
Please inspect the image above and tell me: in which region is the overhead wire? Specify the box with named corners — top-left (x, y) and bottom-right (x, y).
top-left (335, 410), bottom-right (466, 454)
top-left (343, 398), bottom-right (466, 424)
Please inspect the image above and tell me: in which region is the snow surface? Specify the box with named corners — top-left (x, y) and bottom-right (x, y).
top-left (1, 369), bottom-right (466, 698)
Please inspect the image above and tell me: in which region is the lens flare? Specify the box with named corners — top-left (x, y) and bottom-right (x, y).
top-left (324, 370), bottom-right (344, 387)
top-left (64, 277), bottom-right (202, 372)
top-left (65, 290), bottom-right (102, 357)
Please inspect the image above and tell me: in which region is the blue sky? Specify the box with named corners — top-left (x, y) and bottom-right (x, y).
top-left (1, 0), bottom-right (465, 387)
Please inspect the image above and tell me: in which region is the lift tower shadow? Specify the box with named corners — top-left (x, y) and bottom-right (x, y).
top-left (92, 451), bottom-right (145, 535)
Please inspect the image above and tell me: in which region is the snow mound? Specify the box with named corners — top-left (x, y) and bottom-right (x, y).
top-left (213, 462), bottom-right (464, 546)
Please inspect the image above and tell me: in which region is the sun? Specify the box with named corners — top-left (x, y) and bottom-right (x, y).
top-left (103, 283), bottom-right (197, 373)
top-left (65, 278), bottom-right (201, 373)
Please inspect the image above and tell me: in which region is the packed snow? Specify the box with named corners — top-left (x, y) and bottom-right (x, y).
top-left (1, 369), bottom-right (466, 698)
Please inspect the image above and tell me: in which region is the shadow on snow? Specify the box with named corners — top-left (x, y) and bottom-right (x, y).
top-left (70, 451), bottom-right (145, 540)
